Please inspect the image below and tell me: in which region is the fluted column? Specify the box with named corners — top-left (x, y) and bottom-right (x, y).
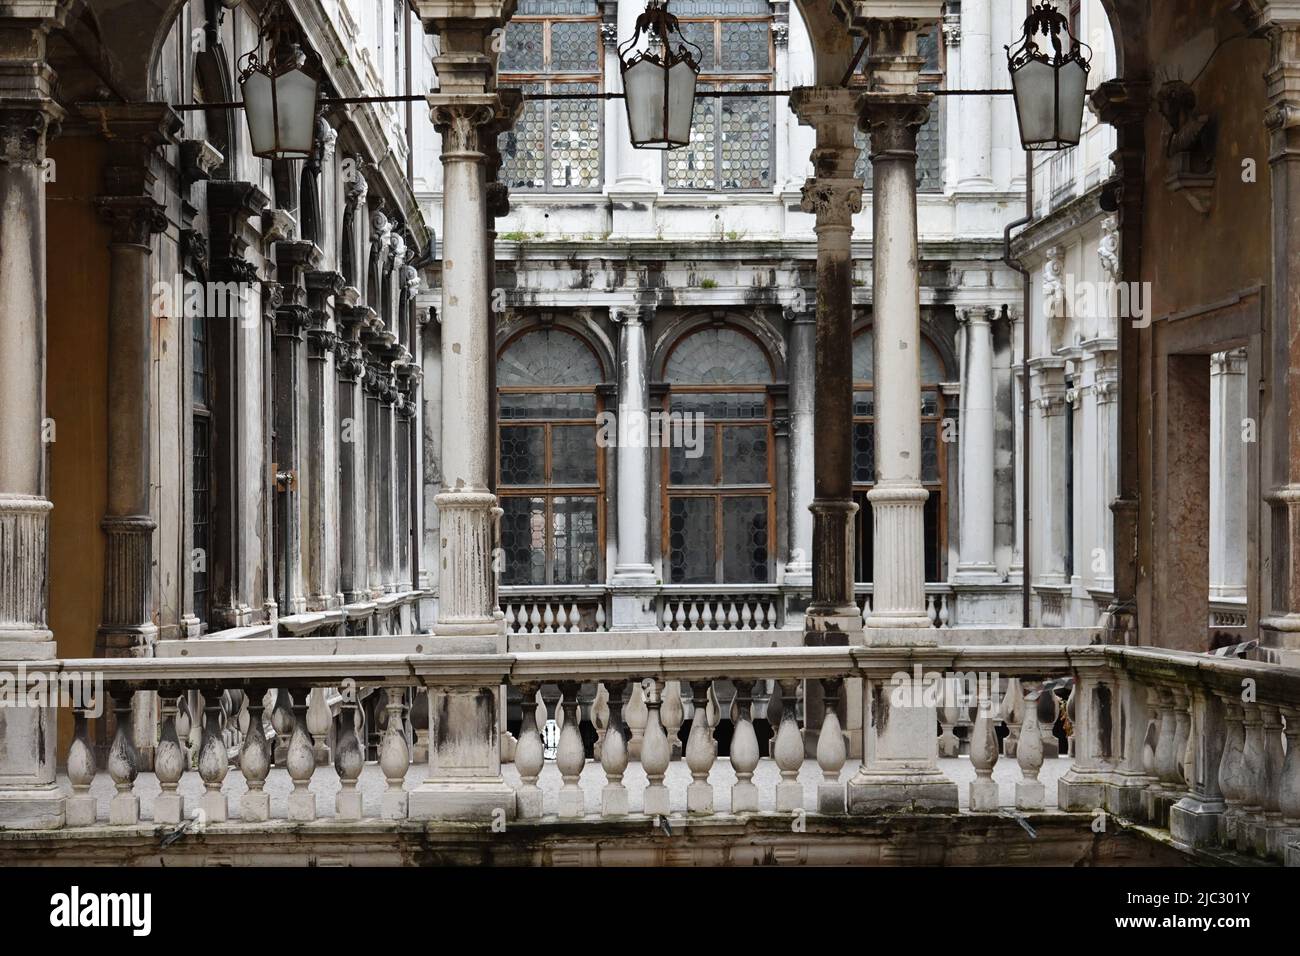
top-left (0, 8), bottom-right (66, 828)
top-left (789, 85), bottom-right (863, 644)
top-left (611, 306), bottom-right (657, 628)
top-left (784, 310), bottom-right (815, 587)
top-left (1255, 6), bottom-right (1300, 640)
top-left (92, 104), bottom-right (180, 656)
top-left (860, 23), bottom-right (934, 630)
top-left (955, 307), bottom-right (998, 580)
top-left (305, 270), bottom-right (344, 610)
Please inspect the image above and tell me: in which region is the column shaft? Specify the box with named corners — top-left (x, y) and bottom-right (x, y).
top-left (956, 308), bottom-right (998, 578)
top-left (862, 91), bottom-right (932, 629)
top-left (784, 312), bottom-right (815, 586)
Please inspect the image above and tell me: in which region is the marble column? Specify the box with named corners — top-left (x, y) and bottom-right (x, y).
top-left (93, 104), bottom-right (180, 657)
top-left (1256, 5), bottom-right (1300, 641)
top-left (271, 240), bottom-right (320, 617)
top-left (0, 10), bottom-right (65, 828)
top-left (789, 86), bottom-right (863, 644)
top-left (335, 302), bottom-right (370, 607)
top-left (1030, 357), bottom-right (1070, 592)
top-left (1210, 349), bottom-right (1249, 601)
top-left (784, 310), bottom-right (815, 587)
top-left (410, 0), bottom-right (520, 821)
top-left (859, 21), bottom-right (934, 630)
top-left (956, 0), bottom-right (992, 189)
top-left (304, 270), bottom-right (344, 610)
top-left (955, 307), bottom-right (998, 581)
top-left (611, 306), bottom-right (657, 629)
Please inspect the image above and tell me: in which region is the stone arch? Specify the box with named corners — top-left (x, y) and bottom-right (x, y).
top-left (653, 310), bottom-right (787, 383)
top-left (497, 323), bottom-right (608, 387)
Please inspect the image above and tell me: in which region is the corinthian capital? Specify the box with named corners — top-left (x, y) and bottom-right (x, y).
top-left (800, 178), bottom-right (863, 222)
top-left (429, 95), bottom-right (511, 155)
top-left (0, 106), bottom-right (59, 166)
top-left (858, 93), bottom-right (930, 159)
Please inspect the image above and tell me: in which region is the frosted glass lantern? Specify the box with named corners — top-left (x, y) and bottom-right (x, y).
top-left (1007, 2), bottom-right (1092, 150)
top-left (618, 2), bottom-right (701, 150)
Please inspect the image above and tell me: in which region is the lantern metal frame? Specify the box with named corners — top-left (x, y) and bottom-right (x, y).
top-left (237, 0), bottom-right (324, 161)
top-left (1005, 1), bottom-right (1092, 151)
top-left (616, 0), bottom-right (703, 150)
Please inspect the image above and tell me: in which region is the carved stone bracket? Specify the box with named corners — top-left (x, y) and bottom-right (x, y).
top-left (96, 196), bottom-right (168, 246)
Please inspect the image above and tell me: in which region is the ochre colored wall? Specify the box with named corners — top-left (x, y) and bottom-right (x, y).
top-left (1143, 0), bottom-right (1272, 314)
top-left (45, 136), bottom-right (111, 755)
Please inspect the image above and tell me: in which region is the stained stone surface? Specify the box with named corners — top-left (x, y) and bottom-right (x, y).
top-left (59, 756), bottom-right (1071, 823)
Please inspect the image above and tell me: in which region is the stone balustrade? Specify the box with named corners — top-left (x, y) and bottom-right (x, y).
top-left (6, 644), bottom-right (1299, 864)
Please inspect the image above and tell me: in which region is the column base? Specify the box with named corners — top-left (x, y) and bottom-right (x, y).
top-left (865, 612), bottom-right (933, 629)
top-left (846, 772), bottom-right (959, 813)
top-left (407, 780), bottom-right (517, 822)
top-left (610, 585), bottom-right (658, 629)
top-left (803, 606), bottom-right (863, 645)
top-left (953, 564), bottom-right (1001, 585)
top-left (0, 785), bottom-right (65, 829)
top-left (1169, 794), bottom-right (1227, 848)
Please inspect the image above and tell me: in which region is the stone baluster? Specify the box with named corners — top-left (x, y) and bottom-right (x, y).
top-left (1000, 677), bottom-right (1023, 756)
top-left (107, 693), bottom-right (140, 825)
top-left (601, 681), bottom-right (630, 817)
top-left (731, 680), bottom-right (760, 813)
top-left (154, 696), bottom-right (186, 825)
top-left (287, 697), bottom-right (317, 822)
top-left (1152, 689), bottom-right (1179, 818)
top-left (969, 685), bottom-right (1000, 811)
top-left (1172, 687), bottom-right (1193, 788)
top-left (591, 683), bottom-right (610, 761)
top-left (662, 680), bottom-right (685, 760)
top-left (625, 681), bottom-right (647, 761)
top-left (66, 709), bottom-right (98, 827)
top-left (1216, 694), bottom-right (1248, 845)
top-left (1279, 707), bottom-right (1300, 844)
top-left (175, 695), bottom-right (194, 768)
top-left (307, 687), bottom-right (332, 765)
top-left (686, 680), bottom-right (717, 814)
top-left (1237, 701), bottom-right (1268, 851)
top-left (411, 688), bottom-right (430, 763)
top-left (766, 680), bottom-right (784, 758)
top-left (335, 697), bottom-right (364, 821)
top-left (380, 689), bottom-right (410, 820)
top-left (515, 684), bottom-right (545, 819)
top-left (938, 674), bottom-right (961, 758)
top-left (556, 681), bottom-right (586, 818)
top-left (240, 691), bottom-right (271, 822)
top-left (817, 678), bottom-right (847, 813)
top-left (1257, 703), bottom-right (1286, 857)
top-left (774, 678), bottom-right (804, 812)
top-left (198, 692), bottom-right (229, 823)
top-left (271, 687), bottom-right (294, 765)
top-left (1015, 679), bottom-right (1045, 810)
top-left (641, 679), bottom-right (671, 818)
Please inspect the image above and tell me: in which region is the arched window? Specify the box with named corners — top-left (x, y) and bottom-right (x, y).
top-left (852, 328), bottom-right (948, 583)
top-left (497, 327), bottom-right (605, 585)
top-left (663, 325), bottom-right (774, 584)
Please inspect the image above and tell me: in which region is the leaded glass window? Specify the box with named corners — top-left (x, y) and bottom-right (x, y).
top-left (854, 30), bottom-right (944, 192)
top-left (497, 328), bottom-right (605, 585)
top-left (665, 16), bottom-right (773, 191)
top-left (663, 326), bottom-right (774, 584)
top-left (851, 326), bottom-right (949, 584)
top-left (499, 10), bottom-right (603, 191)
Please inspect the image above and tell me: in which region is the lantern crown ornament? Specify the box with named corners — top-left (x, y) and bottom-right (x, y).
top-left (617, 1), bottom-right (703, 150)
top-left (1005, 2), bottom-right (1092, 151)
top-left (238, 0), bottom-right (324, 161)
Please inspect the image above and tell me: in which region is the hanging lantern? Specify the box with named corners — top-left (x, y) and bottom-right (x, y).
top-left (1006, 2), bottom-right (1092, 151)
top-left (238, 0), bottom-right (323, 161)
top-left (617, 1), bottom-right (702, 150)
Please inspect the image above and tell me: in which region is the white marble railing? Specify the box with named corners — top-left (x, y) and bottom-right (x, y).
top-left (657, 589), bottom-right (785, 631)
top-left (15, 644), bottom-right (1300, 863)
top-left (854, 584), bottom-right (953, 627)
